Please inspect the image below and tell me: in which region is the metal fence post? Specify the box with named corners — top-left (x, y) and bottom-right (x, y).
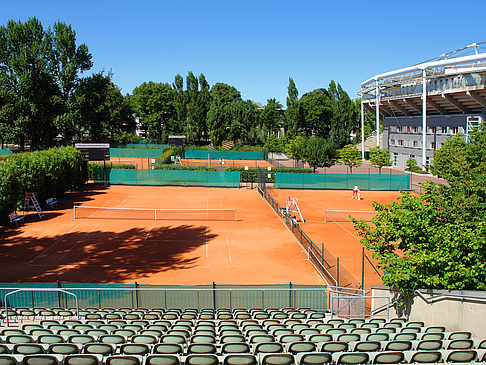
top-left (212, 282), bottom-right (216, 309)
top-left (337, 258), bottom-right (340, 288)
top-left (361, 248), bottom-right (365, 290)
top-left (289, 282), bottom-right (292, 308)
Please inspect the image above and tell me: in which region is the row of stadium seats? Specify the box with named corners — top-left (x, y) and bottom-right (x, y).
top-left (1, 349), bottom-right (486, 365)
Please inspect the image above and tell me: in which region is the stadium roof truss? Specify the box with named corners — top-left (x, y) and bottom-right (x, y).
top-left (358, 43), bottom-right (486, 167)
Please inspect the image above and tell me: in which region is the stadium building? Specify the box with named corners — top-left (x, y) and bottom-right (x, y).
top-left (359, 43), bottom-right (486, 169)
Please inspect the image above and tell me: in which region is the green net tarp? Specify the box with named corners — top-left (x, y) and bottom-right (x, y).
top-left (0, 283), bottom-right (327, 310)
top-left (275, 172), bottom-right (410, 190)
top-left (185, 150), bottom-right (264, 160)
top-left (110, 148), bottom-right (166, 158)
top-left (103, 168), bottom-right (240, 187)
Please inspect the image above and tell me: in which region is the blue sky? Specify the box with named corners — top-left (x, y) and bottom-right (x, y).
top-left (2, 1), bottom-right (485, 105)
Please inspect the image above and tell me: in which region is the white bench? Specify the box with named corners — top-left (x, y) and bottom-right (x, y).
top-left (46, 197), bottom-right (58, 209)
top-left (9, 212), bottom-right (25, 226)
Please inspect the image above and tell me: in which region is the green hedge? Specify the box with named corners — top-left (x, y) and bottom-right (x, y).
top-left (87, 163), bottom-right (136, 180)
top-left (153, 164), bottom-right (310, 183)
top-left (0, 147), bottom-right (85, 224)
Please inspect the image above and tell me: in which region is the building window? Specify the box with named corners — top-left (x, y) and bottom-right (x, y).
top-left (426, 157), bottom-right (431, 167)
top-left (413, 140), bottom-right (419, 148)
top-left (390, 139), bottom-right (396, 146)
top-left (390, 126), bottom-right (396, 132)
top-left (398, 140), bottom-right (404, 146)
top-left (452, 127), bottom-right (458, 134)
top-left (393, 153), bottom-right (398, 166)
top-left (441, 126), bottom-right (447, 134)
top-left (430, 142), bottom-right (435, 150)
top-left (428, 126), bottom-right (435, 134)
top-left (412, 126), bottom-right (418, 133)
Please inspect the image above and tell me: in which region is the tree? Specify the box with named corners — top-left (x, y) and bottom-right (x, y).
top-left (303, 136), bottom-right (337, 172)
top-left (353, 125), bottom-right (486, 295)
top-left (328, 81), bottom-right (360, 147)
top-left (338, 144), bottom-right (362, 173)
top-left (210, 83), bottom-right (241, 105)
top-left (285, 136), bottom-right (306, 162)
top-left (261, 98), bottom-right (283, 137)
top-left (130, 81), bottom-right (174, 143)
top-left (369, 146), bottom-right (392, 174)
top-left (299, 89), bottom-right (333, 137)
top-left (206, 98), bottom-right (227, 147)
top-left (284, 78), bottom-right (302, 138)
top-left (74, 72), bottom-right (134, 142)
top-left (0, 17), bottom-right (92, 148)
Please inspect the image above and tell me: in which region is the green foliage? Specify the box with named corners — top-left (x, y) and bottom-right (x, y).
top-left (369, 146), bottom-right (392, 173)
top-left (285, 136), bottom-right (306, 161)
top-left (112, 132), bottom-right (141, 145)
top-left (405, 158), bottom-right (426, 174)
top-left (354, 125), bottom-right (486, 293)
top-left (338, 144), bottom-right (362, 172)
top-left (153, 163), bottom-right (310, 182)
top-left (87, 162), bottom-right (135, 180)
top-left (0, 146), bottom-right (85, 223)
top-left (299, 89), bottom-right (333, 137)
top-left (0, 17), bottom-right (92, 148)
top-left (303, 136), bottom-right (337, 172)
top-left (328, 81), bottom-right (360, 147)
top-left (264, 135), bottom-right (284, 152)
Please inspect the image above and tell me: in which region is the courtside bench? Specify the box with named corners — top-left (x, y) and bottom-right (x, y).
top-left (9, 212), bottom-right (24, 226)
top-left (46, 197), bottom-right (58, 209)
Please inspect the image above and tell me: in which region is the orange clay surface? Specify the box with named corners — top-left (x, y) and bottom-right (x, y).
top-left (0, 186), bottom-right (323, 285)
top-left (269, 189), bottom-right (403, 290)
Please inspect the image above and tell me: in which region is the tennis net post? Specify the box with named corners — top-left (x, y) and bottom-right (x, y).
top-left (324, 210), bottom-right (377, 223)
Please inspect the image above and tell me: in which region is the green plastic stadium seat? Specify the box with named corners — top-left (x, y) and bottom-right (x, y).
top-left (187, 344), bottom-right (217, 354)
top-left (152, 344), bottom-right (183, 355)
top-left (131, 335), bottom-right (157, 344)
top-left (297, 352), bottom-right (332, 365)
top-left (368, 319), bottom-right (385, 324)
top-left (325, 328), bottom-right (345, 335)
top-left (298, 329), bottom-right (319, 336)
top-left (447, 331), bottom-right (472, 340)
top-left (0, 356), bottom-right (16, 365)
top-left (99, 335), bottom-right (126, 345)
top-left (12, 344), bottom-right (45, 355)
top-left (6, 336), bottom-right (34, 344)
top-left (419, 332), bottom-right (444, 340)
top-left (160, 335), bottom-right (186, 345)
top-left (48, 344), bottom-right (80, 355)
top-left (185, 354), bottom-right (219, 365)
top-left (259, 353), bottom-right (294, 365)
top-left (351, 340), bottom-right (381, 352)
top-left (336, 334), bottom-right (361, 343)
top-left (443, 349), bottom-right (477, 363)
top-left (221, 343), bottom-right (251, 354)
top-left (249, 335), bottom-right (274, 344)
top-left (318, 341), bottom-right (348, 353)
top-left (333, 351), bottom-right (369, 365)
top-left (1, 330), bottom-right (25, 336)
top-left (393, 332), bottom-right (416, 341)
top-left (104, 356), bottom-right (141, 365)
top-left (113, 330), bottom-right (136, 338)
top-left (371, 351), bottom-right (404, 364)
top-left (68, 335), bottom-right (96, 345)
top-left (414, 339), bottom-right (443, 350)
top-left (399, 327), bottom-right (421, 334)
top-left (445, 339), bottom-right (474, 350)
top-left (350, 328), bottom-right (370, 335)
top-left (0, 345), bottom-right (9, 355)
top-left (83, 343), bottom-right (115, 356)
top-left (405, 350), bottom-right (442, 363)
top-left (22, 355), bottom-right (60, 365)
top-left (286, 341), bottom-right (316, 354)
top-left (64, 354), bottom-right (101, 365)
top-left (37, 335), bottom-right (65, 344)
top-left (223, 354), bottom-right (257, 365)
top-left (277, 335), bottom-right (304, 344)
top-left (120, 344), bottom-right (150, 355)
top-left (424, 326), bottom-right (445, 333)
top-left (253, 342), bottom-right (284, 354)
top-left (406, 321), bottom-right (425, 328)
top-left (145, 355), bottom-right (180, 365)
top-left (338, 323), bottom-right (356, 330)
top-left (383, 340), bottom-right (412, 351)
top-left (29, 330), bottom-right (53, 336)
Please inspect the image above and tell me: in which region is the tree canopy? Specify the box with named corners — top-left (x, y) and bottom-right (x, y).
top-left (354, 125), bottom-right (486, 294)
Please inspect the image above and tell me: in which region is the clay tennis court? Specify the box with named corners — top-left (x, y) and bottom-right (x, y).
top-left (268, 188), bottom-right (403, 290)
top-left (0, 186), bottom-right (322, 285)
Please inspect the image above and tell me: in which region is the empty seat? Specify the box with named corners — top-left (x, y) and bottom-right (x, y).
top-left (447, 331), bottom-right (472, 340)
top-left (22, 354), bottom-right (60, 365)
top-left (6, 336), bottom-right (33, 344)
top-left (105, 355), bottom-right (141, 365)
top-left (351, 341), bottom-right (381, 352)
top-left (307, 334), bottom-right (332, 343)
top-left (221, 343), bottom-right (251, 354)
top-left (296, 352), bottom-right (332, 365)
top-left (48, 344), bottom-right (80, 355)
top-left (185, 354), bottom-right (219, 365)
top-left (99, 335), bottom-right (126, 345)
top-left (445, 339), bottom-right (474, 350)
top-left (152, 344), bottom-right (183, 355)
top-left (259, 353), bottom-right (294, 365)
top-left (83, 343), bottom-right (114, 356)
top-left (145, 355), bottom-right (180, 365)
top-left (414, 339), bottom-right (443, 351)
top-left (286, 342), bottom-right (316, 354)
top-left (223, 354), bottom-right (257, 365)
top-left (371, 351), bottom-right (404, 364)
top-left (0, 355), bottom-right (17, 365)
top-left (404, 350), bottom-right (442, 363)
top-left (443, 349), bottom-right (477, 363)
top-left (383, 340), bottom-right (413, 351)
top-left (120, 344), bottom-right (150, 355)
top-left (37, 335), bottom-right (65, 344)
top-left (64, 354), bottom-right (101, 365)
top-left (13, 344), bottom-right (45, 355)
top-left (253, 343), bottom-right (284, 354)
top-left (131, 335), bottom-right (157, 345)
top-left (318, 342), bottom-right (348, 353)
top-left (68, 335), bottom-right (96, 345)
top-left (333, 352), bottom-right (369, 365)
top-left (187, 344), bottom-right (217, 355)
top-left (336, 334), bottom-right (360, 343)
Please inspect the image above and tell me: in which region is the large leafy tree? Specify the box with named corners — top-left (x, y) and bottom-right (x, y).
top-left (74, 72), bottom-right (134, 142)
top-left (328, 80), bottom-right (359, 147)
top-left (261, 98), bottom-right (283, 137)
top-left (354, 125), bottom-right (486, 294)
top-left (0, 17), bottom-right (92, 148)
top-left (369, 146), bottom-right (392, 174)
top-left (299, 89), bottom-right (333, 137)
top-left (338, 144), bottom-right (362, 173)
top-left (130, 81), bottom-right (175, 143)
top-left (184, 72), bottom-right (211, 144)
top-left (303, 136), bottom-right (337, 172)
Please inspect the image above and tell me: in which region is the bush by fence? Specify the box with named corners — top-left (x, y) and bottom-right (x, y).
top-left (0, 147), bottom-right (85, 223)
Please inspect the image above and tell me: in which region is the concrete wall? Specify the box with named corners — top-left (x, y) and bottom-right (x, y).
top-left (372, 286), bottom-right (486, 339)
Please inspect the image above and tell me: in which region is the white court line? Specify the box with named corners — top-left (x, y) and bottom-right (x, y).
top-left (220, 199), bottom-right (233, 266)
top-left (144, 220), bottom-right (156, 241)
top-left (28, 197), bottom-right (114, 264)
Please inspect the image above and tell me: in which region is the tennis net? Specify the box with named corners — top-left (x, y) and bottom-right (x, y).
top-left (324, 210), bottom-right (377, 223)
top-left (74, 206), bottom-right (237, 221)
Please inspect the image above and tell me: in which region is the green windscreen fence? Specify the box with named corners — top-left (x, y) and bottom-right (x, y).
top-left (100, 168), bottom-right (240, 187)
top-left (275, 172), bottom-right (410, 190)
top-left (0, 148), bottom-right (12, 155)
top-left (110, 148), bottom-right (166, 158)
top-left (185, 150), bottom-right (264, 160)
top-left (0, 283), bottom-right (327, 310)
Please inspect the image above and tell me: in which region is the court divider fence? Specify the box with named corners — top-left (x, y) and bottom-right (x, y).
top-left (0, 283), bottom-right (328, 311)
top-left (185, 150), bottom-right (266, 160)
top-left (96, 168), bottom-right (241, 187)
top-left (275, 171), bottom-right (411, 190)
top-left (110, 148), bottom-right (166, 159)
top-left (257, 169), bottom-right (361, 290)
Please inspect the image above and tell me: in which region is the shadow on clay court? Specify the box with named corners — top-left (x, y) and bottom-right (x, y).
top-left (0, 225), bottom-right (216, 283)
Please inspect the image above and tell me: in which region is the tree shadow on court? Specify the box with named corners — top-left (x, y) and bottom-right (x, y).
top-left (0, 225), bottom-right (216, 283)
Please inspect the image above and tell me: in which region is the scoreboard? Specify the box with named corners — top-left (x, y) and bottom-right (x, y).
top-left (75, 143), bottom-right (110, 161)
